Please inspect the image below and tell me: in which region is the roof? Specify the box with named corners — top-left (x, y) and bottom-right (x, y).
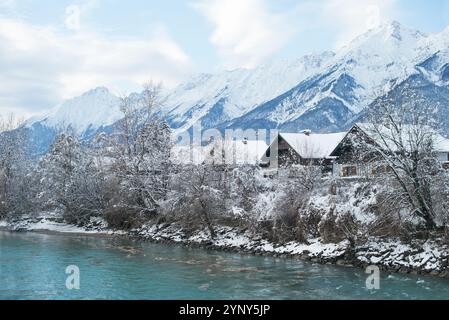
top-left (172, 140), bottom-right (269, 165)
top-left (355, 123), bottom-right (449, 153)
top-left (279, 132), bottom-right (347, 159)
top-left (212, 140), bottom-right (268, 165)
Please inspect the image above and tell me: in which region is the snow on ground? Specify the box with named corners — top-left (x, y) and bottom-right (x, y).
top-left (0, 216), bottom-right (124, 235)
top-left (21, 219), bottom-right (99, 234)
top-left (134, 223), bottom-right (449, 276)
top-left (357, 238), bottom-right (449, 272)
top-left (136, 223), bottom-right (351, 260)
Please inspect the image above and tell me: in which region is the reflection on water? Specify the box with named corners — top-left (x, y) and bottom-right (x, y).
top-left (0, 231), bottom-right (448, 300)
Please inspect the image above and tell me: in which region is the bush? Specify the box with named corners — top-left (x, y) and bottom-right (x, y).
top-left (104, 206), bottom-right (143, 230)
top-left (319, 210), bottom-right (343, 243)
top-left (319, 209), bottom-right (361, 246)
top-left (273, 205), bottom-right (307, 244)
top-left (299, 205), bottom-right (325, 238)
top-left (253, 219), bottom-right (275, 241)
top-left (367, 213), bottom-right (411, 241)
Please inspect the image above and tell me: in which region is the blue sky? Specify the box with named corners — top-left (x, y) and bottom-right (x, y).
top-left (1, 0), bottom-right (449, 117)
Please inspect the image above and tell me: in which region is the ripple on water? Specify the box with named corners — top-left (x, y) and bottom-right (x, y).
top-left (1, 231), bottom-right (449, 300)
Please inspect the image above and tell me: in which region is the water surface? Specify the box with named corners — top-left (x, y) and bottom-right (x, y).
top-left (1, 231), bottom-right (448, 300)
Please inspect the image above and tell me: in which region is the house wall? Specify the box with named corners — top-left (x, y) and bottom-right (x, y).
top-left (437, 152), bottom-right (449, 163)
top-left (331, 127), bottom-right (380, 164)
top-left (333, 163), bottom-right (372, 178)
top-left (263, 136), bottom-right (302, 168)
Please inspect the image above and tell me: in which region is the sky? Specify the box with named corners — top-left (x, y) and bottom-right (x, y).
top-left (1, 0), bottom-right (449, 118)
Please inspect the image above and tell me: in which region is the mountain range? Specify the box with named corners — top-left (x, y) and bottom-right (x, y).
top-left (21, 21), bottom-right (449, 154)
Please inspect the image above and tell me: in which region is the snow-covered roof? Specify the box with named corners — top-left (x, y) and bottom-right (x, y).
top-left (172, 140), bottom-right (269, 165)
top-left (355, 123), bottom-right (449, 153)
top-left (279, 132), bottom-right (347, 159)
top-left (171, 145), bottom-right (207, 165)
top-left (208, 140), bottom-right (268, 165)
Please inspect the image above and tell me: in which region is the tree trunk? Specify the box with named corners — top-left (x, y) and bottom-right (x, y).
top-left (200, 200), bottom-right (216, 239)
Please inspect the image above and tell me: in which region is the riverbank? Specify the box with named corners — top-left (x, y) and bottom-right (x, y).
top-left (1, 216), bottom-right (449, 279)
top-left (132, 223), bottom-right (449, 279)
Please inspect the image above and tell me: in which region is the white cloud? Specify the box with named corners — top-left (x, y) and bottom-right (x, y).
top-left (193, 0), bottom-right (398, 69)
top-left (64, 1), bottom-right (100, 31)
top-left (320, 0), bottom-right (397, 49)
top-left (0, 17), bottom-right (193, 117)
top-left (0, 0), bottom-right (15, 10)
top-left (193, 0), bottom-right (295, 70)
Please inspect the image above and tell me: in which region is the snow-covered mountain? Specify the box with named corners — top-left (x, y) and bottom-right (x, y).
top-left (23, 87), bottom-right (124, 154)
top-left (22, 20), bottom-right (449, 154)
top-left (228, 21), bottom-right (449, 132)
top-left (164, 52), bottom-right (336, 133)
top-left (28, 87), bottom-right (123, 137)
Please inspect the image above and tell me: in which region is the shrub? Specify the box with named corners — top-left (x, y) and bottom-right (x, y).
top-left (273, 205), bottom-right (307, 244)
top-left (319, 209), bottom-right (343, 243)
top-left (104, 206), bottom-right (143, 230)
top-left (299, 205), bottom-right (325, 238)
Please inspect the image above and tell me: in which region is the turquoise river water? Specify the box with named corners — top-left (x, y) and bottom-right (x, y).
top-left (0, 231), bottom-right (448, 300)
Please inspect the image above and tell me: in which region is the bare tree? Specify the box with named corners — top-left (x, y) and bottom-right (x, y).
top-left (141, 81), bottom-right (163, 122)
top-left (0, 114), bottom-right (29, 218)
top-left (168, 164), bottom-right (226, 239)
top-left (107, 83), bottom-right (173, 217)
top-left (273, 165), bottom-right (323, 243)
top-left (360, 89), bottom-right (446, 230)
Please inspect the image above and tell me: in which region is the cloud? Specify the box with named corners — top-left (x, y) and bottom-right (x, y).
top-left (193, 0), bottom-right (295, 69)
top-left (64, 1), bottom-right (100, 31)
top-left (320, 0), bottom-right (397, 49)
top-left (0, 17), bottom-right (193, 117)
top-left (193, 0), bottom-right (397, 69)
top-left (0, 0), bottom-right (15, 10)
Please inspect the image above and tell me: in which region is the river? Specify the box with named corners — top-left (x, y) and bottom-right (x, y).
top-left (0, 231), bottom-right (448, 300)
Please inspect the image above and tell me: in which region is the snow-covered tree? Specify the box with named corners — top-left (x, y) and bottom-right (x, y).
top-left (37, 132), bottom-right (110, 224)
top-left (38, 133), bottom-right (83, 216)
top-left (361, 89), bottom-right (448, 230)
top-left (106, 83), bottom-right (173, 217)
top-left (273, 165), bottom-right (322, 243)
top-left (0, 115), bottom-right (30, 218)
top-left (168, 164), bottom-right (225, 239)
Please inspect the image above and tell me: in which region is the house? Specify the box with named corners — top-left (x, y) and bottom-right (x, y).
top-left (330, 123), bottom-right (449, 178)
top-left (171, 144), bottom-right (207, 165)
top-left (261, 131), bottom-right (347, 169)
top-left (172, 139), bottom-right (268, 167)
top-left (206, 139), bottom-right (269, 166)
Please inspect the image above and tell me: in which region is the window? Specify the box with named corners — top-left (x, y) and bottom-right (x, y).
top-left (342, 166), bottom-right (357, 177)
top-left (372, 164), bottom-right (392, 175)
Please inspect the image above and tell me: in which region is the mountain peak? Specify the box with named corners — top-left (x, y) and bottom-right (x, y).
top-left (337, 20), bottom-right (426, 59)
top-left (29, 87), bottom-right (122, 135)
top-left (83, 86), bottom-right (111, 96)
top-left (381, 20), bottom-right (403, 40)
top-left (380, 20), bottom-right (402, 30)
top-left (376, 20), bottom-right (427, 41)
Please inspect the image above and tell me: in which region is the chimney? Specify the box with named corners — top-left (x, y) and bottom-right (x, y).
top-left (301, 129), bottom-right (312, 136)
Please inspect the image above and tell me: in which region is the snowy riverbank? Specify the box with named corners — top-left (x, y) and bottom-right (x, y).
top-left (2, 216), bottom-right (449, 279)
top-left (0, 215), bottom-right (124, 236)
top-left (131, 223), bottom-right (449, 278)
